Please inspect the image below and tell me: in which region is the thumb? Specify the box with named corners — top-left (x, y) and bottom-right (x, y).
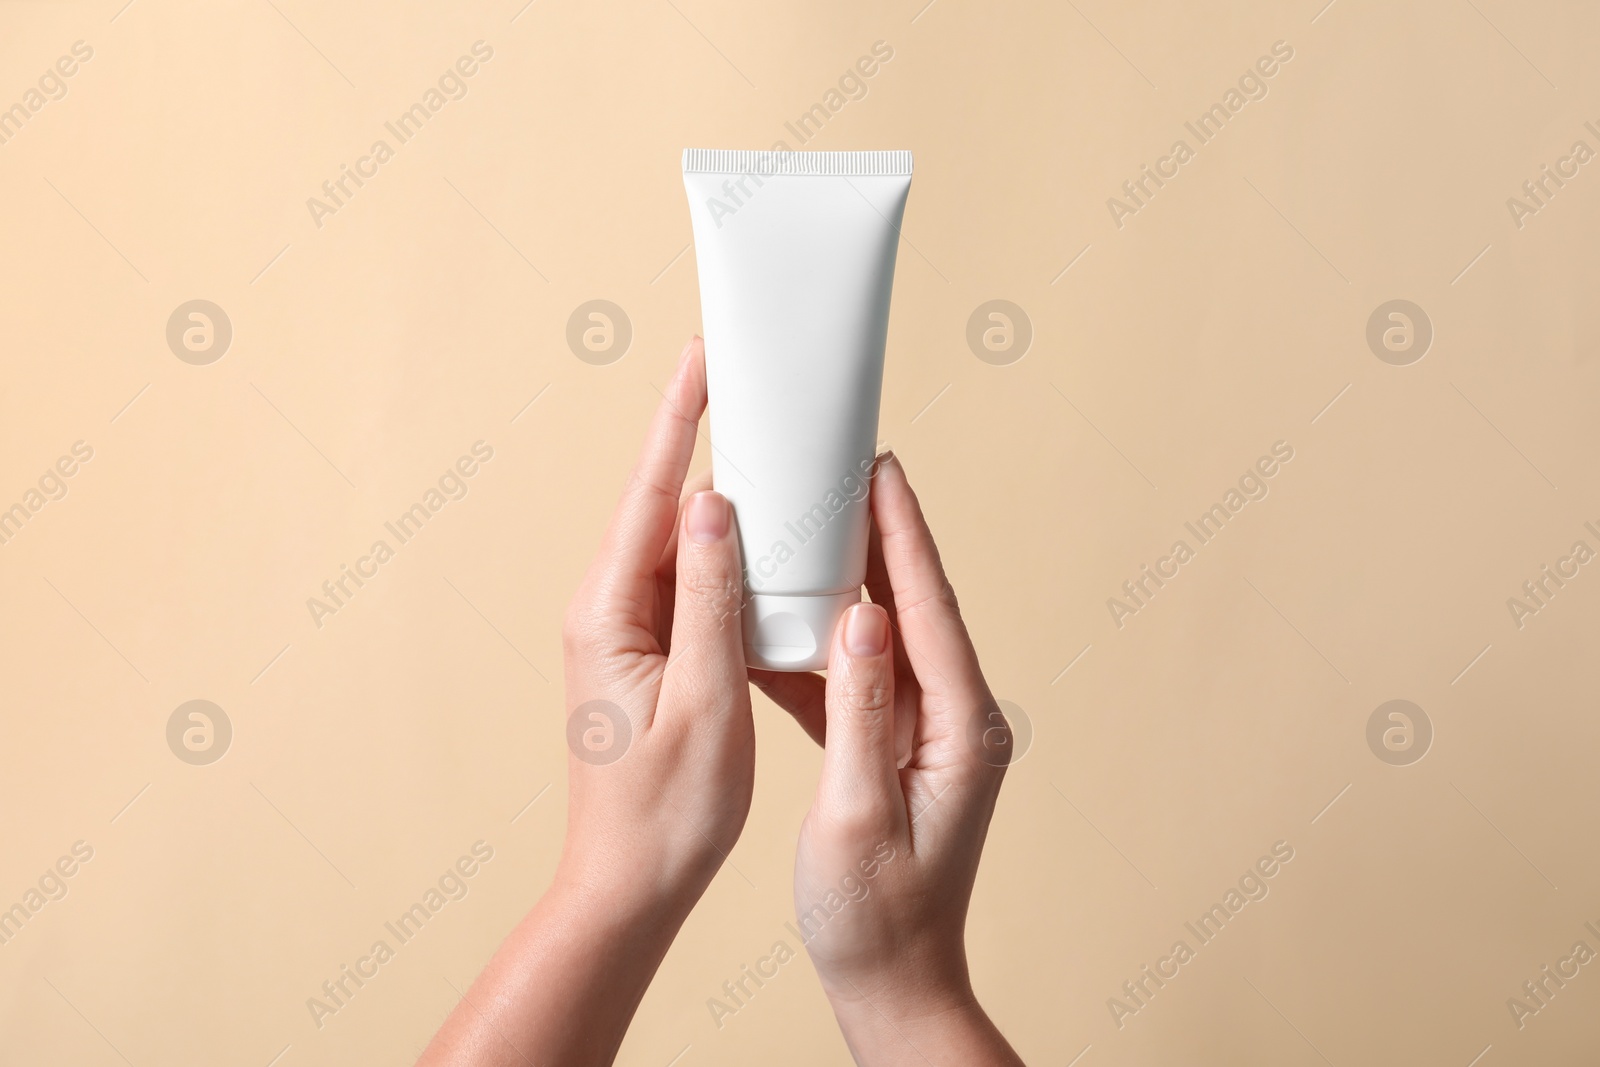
top-left (660, 490), bottom-right (748, 714)
top-left (818, 603), bottom-right (905, 831)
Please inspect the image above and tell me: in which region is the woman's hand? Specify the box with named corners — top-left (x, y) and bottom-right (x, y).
top-left (558, 334), bottom-right (753, 918)
top-left (753, 452), bottom-right (1025, 1066)
top-left (418, 336), bottom-right (753, 1067)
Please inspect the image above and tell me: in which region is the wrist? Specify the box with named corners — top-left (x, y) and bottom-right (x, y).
top-left (825, 973), bottom-right (977, 1033)
top-left (550, 847), bottom-right (703, 936)
top-left (814, 940), bottom-right (974, 1023)
top-left (448, 857), bottom-right (698, 1066)
top-left (825, 981), bottom-right (1022, 1067)
top-left (519, 864), bottom-right (691, 1009)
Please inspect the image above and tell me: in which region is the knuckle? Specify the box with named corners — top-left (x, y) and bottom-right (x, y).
top-left (561, 603), bottom-right (604, 653)
top-left (836, 677), bottom-right (894, 715)
top-left (966, 698), bottom-right (1016, 776)
top-left (821, 797), bottom-right (897, 842)
top-left (979, 701), bottom-right (1010, 739)
top-left (940, 578), bottom-right (962, 615)
top-left (900, 577), bottom-right (963, 622)
top-left (624, 467), bottom-right (678, 506)
top-left (679, 565), bottom-right (742, 614)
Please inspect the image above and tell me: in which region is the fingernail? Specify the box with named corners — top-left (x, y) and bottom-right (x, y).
top-left (673, 336), bottom-right (698, 377)
top-left (686, 490), bottom-right (730, 543)
top-left (844, 604), bottom-right (888, 656)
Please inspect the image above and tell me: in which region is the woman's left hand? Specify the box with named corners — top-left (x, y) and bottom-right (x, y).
top-left (417, 335), bottom-right (754, 1067)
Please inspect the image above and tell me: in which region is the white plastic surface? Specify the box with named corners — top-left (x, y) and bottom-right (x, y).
top-left (683, 149), bottom-right (912, 671)
top-left (742, 590), bottom-right (862, 671)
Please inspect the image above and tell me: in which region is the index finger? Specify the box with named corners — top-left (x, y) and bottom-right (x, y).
top-left (593, 336), bottom-right (707, 605)
top-left (869, 452), bottom-right (988, 706)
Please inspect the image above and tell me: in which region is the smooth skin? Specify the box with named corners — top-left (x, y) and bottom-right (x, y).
top-left (417, 337), bottom-right (1023, 1066)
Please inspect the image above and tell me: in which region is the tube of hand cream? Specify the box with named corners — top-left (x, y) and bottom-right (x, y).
top-left (683, 148), bottom-right (912, 671)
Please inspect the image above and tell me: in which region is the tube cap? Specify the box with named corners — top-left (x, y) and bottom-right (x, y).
top-left (744, 590), bottom-right (860, 672)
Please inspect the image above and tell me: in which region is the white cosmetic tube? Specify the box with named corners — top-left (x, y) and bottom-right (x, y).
top-left (683, 148), bottom-right (912, 671)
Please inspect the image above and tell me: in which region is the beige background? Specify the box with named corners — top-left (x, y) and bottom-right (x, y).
top-left (1, 0), bottom-right (1598, 1063)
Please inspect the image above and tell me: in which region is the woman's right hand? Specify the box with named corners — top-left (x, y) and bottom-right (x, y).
top-left (752, 452), bottom-right (1026, 1065)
